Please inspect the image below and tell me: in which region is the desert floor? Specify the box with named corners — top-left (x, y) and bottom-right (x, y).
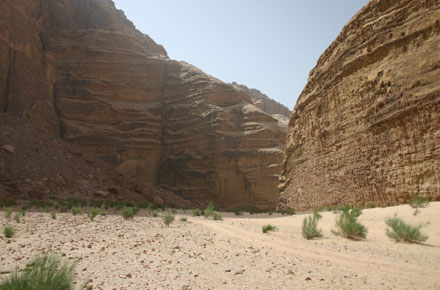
top-left (1, 202), bottom-right (439, 290)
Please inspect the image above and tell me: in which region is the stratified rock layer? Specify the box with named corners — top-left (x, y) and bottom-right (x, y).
top-left (1, 0), bottom-right (286, 209)
top-left (279, 0), bottom-right (440, 210)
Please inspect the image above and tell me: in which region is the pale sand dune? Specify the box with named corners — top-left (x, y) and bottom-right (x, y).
top-left (1, 202), bottom-right (439, 289)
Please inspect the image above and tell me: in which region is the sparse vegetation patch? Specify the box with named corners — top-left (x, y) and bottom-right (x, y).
top-left (162, 211), bottom-right (175, 226)
top-left (302, 211), bottom-right (323, 240)
top-left (3, 225), bottom-right (16, 238)
top-left (262, 224), bottom-right (277, 233)
top-left (385, 214), bottom-right (429, 243)
top-left (0, 254), bottom-right (76, 290)
top-left (332, 206), bottom-right (367, 240)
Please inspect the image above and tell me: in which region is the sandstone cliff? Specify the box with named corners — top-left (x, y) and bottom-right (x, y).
top-left (232, 82), bottom-right (291, 119)
top-left (278, 0), bottom-right (440, 210)
top-left (1, 0), bottom-right (286, 209)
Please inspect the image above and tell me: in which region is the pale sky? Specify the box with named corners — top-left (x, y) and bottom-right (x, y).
top-left (113, 0), bottom-right (369, 110)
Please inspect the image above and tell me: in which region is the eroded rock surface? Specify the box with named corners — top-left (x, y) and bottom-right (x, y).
top-left (279, 0), bottom-right (440, 210)
top-left (1, 0), bottom-right (286, 209)
top-left (232, 82), bottom-right (291, 119)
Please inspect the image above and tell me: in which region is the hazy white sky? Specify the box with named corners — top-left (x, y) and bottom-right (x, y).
top-left (113, 0), bottom-right (368, 110)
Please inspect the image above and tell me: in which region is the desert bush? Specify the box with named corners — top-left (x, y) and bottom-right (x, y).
top-left (302, 211), bottom-right (323, 240)
top-left (262, 224), bottom-right (277, 233)
top-left (233, 208), bottom-right (243, 216)
top-left (50, 212), bottom-right (56, 220)
top-left (4, 208), bottom-right (13, 219)
top-left (27, 200), bottom-right (52, 209)
top-left (136, 201), bottom-right (150, 209)
top-left (88, 200), bottom-right (103, 209)
top-left (203, 204), bottom-right (215, 218)
top-left (121, 207), bottom-right (135, 220)
top-left (179, 217), bottom-right (187, 222)
top-left (0, 199), bottom-right (16, 209)
top-left (162, 211), bottom-right (175, 227)
top-left (66, 198), bottom-right (87, 209)
top-left (0, 254), bottom-right (76, 290)
top-left (88, 208), bottom-right (106, 221)
top-left (152, 211), bottom-right (158, 217)
top-left (192, 209), bottom-right (201, 217)
top-left (13, 213), bottom-right (20, 223)
top-left (3, 225), bottom-right (15, 238)
top-left (385, 214), bottom-right (429, 243)
top-left (70, 207), bottom-right (82, 216)
top-left (212, 212), bottom-right (223, 221)
top-left (278, 208), bottom-right (295, 216)
top-left (409, 195), bottom-right (429, 209)
top-left (20, 208), bottom-right (26, 217)
top-left (332, 206), bottom-right (367, 239)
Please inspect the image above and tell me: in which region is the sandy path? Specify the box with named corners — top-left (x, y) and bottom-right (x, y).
top-left (1, 203), bottom-right (439, 289)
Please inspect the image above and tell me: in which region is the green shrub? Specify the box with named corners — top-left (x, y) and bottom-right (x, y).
top-left (212, 212), bottom-right (223, 221)
top-left (0, 254), bottom-right (76, 290)
top-left (13, 213), bottom-right (20, 223)
top-left (88, 208), bottom-right (106, 221)
top-left (332, 206), bottom-right (367, 239)
top-left (278, 208), bottom-right (295, 216)
top-left (136, 201), bottom-right (150, 209)
top-left (3, 225), bottom-right (15, 238)
top-left (162, 211), bottom-right (175, 227)
top-left (368, 203), bottom-right (376, 209)
top-left (152, 211), bottom-right (158, 217)
top-left (262, 224), bottom-right (277, 233)
top-left (4, 208), bottom-right (13, 219)
top-left (302, 211), bottom-right (323, 240)
top-left (233, 208), bottom-right (243, 216)
top-left (70, 207), bottom-right (82, 216)
top-left (50, 212), bottom-right (56, 220)
top-left (385, 214), bottom-right (429, 243)
top-left (0, 199), bottom-right (16, 209)
top-left (409, 195), bottom-right (429, 209)
top-left (88, 200), bottom-right (103, 209)
top-left (179, 217), bottom-right (187, 222)
top-left (20, 208), bottom-right (26, 217)
top-left (66, 198), bottom-right (87, 209)
top-left (192, 209), bottom-right (201, 217)
top-left (203, 204), bottom-right (215, 218)
top-left (121, 207), bottom-right (135, 220)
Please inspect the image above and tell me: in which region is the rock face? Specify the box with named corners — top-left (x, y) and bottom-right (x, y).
top-left (1, 0), bottom-right (286, 209)
top-left (232, 82), bottom-right (291, 119)
top-left (279, 0), bottom-right (440, 210)
top-left (0, 113), bottom-right (196, 209)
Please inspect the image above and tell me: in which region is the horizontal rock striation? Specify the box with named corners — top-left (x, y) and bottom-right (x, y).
top-left (279, 0), bottom-right (440, 210)
top-left (1, 0), bottom-right (286, 209)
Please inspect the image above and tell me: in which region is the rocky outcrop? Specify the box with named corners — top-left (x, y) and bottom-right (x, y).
top-left (1, 0), bottom-right (286, 209)
top-left (232, 82), bottom-right (291, 118)
top-left (278, 0), bottom-right (440, 210)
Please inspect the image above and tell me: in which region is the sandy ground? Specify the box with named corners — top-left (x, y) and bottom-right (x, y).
top-left (1, 202), bottom-right (439, 290)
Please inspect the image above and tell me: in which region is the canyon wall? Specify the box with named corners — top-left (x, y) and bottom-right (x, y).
top-left (1, 0), bottom-right (286, 209)
top-left (279, 0), bottom-right (440, 210)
